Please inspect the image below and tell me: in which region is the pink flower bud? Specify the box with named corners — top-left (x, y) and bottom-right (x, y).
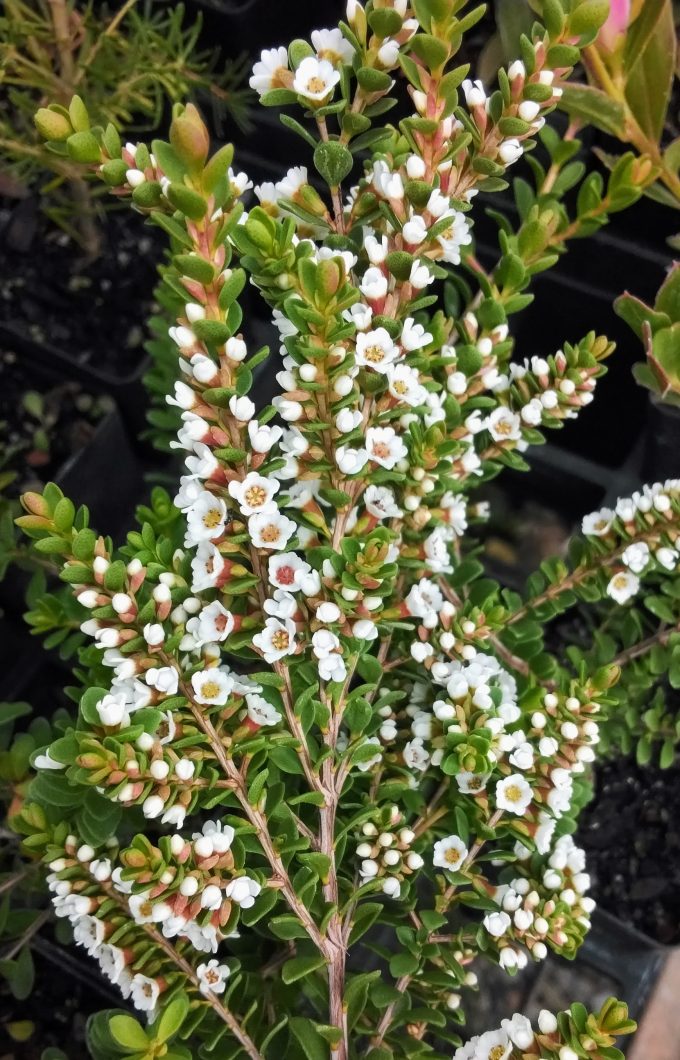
top-left (598, 0), bottom-right (630, 53)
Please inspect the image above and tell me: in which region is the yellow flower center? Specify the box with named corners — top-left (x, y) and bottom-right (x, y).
top-left (494, 420), bottom-right (513, 436)
top-left (201, 680), bottom-right (221, 700)
top-left (202, 508), bottom-right (223, 529)
top-left (393, 380), bottom-right (408, 395)
top-left (260, 523), bottom-right (281, 543)
top-left (489, 1047), bottom-right (506, 1060)
top-left (307, 76), bottom-right (327, 94)
top-left (612, 573), bottom-right (629, 589)
top-left (364, 345), bottom-right (386, 363)
top-left (444, 847), bottom-right (462, 866)
top-left (271, 631), bottom-right (290, 651)
top-left (505, 784), bottom-right (522, 803)
top-left (244, 485), bottom-right (267, 508)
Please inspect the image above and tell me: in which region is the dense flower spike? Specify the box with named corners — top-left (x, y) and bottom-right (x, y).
top-left (15, 0), bottom-right (669, 1055)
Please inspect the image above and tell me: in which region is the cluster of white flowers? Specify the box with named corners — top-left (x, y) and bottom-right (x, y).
top-left (482, 835), bottom-right (594, 969)
top-left (581, 480), bottom-right (680, 605)
top-left (453, 1008), bottom-right (562, 1060)
top-left (45, 824), bottom-right (260, 1016)
top-left (355, 806), bottom-right (424, 897)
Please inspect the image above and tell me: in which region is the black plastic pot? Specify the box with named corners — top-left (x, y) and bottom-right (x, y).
top-left (642, 396), bottom-right (680, 482)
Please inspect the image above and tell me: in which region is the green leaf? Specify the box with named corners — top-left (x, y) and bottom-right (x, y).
top-left (559, 85), bottom-right (626, 137)
top-left (156, 995), bottom-right (189, 1043)
top-left (166, 184), bottom-right (208, 220)
top-left (281, 954), bottom-right (326, 984)
top-left (313, 141), bottom-right (354, 187)
top-left (109, 1014), bottom-right (150, 1050)
top-left (624, 0), bottom-right (676, 141)
top-left (288, 1018), bottom-right (327, 1060)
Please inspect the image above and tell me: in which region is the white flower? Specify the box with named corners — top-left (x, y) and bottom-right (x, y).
top-left (252, 617), bottom-right (297, 663)
top-left (189, 601), bottom-right (235, 646)
top-left (606, 570), bottom-right (639, 604)
top-left (246, 693), bottom-right (282, 727)
top-left (336, 446), bottom-right (369, 475)
top-left (402, 214), bottom-right (428, 245)
top-left (499, 138), bottom-right (523, 165)
top-left (249, 511), bottom-right (297, 550)
top-left (387, 364), bottom-right (426, 406)
top-left (462, 78), bottom-right (486, 106)
top-left (473, 1030), bottom-right (511, 1060)
top-left (99, 943), bottom-right (127, 983)
top-left (483, 910), bottom-right (511, 938)
top-left (293, 56), bottom-right (340, 101)
top-left (404, 736), bottom-right (431, 772)
top-left (96, 692), bottom-right (129, 728)
top-left (343, 302), bottom-right (373, 330)
top-left (336, 408), bottom-right (363, 433)
top-left (248, 421), bottom-right (284, 453)
top-left (249, 46), bottom-right (288, 96)
top-left (365, 485), bottom-right (402, 520)
top-left (405, 578), bottom-right (444, 622)
top-left (360, 266), bottom-right (389, 300)
top-left (197, 959), bottom-right (230, 995)
top-left (355, 327), bottom-right (400, 372)
top-left (657, 546), bottom-right (679, 570)
top-left (264, 588), bottom-right (298, 620)
top-left (424, 526), bottom-right (453, 574)
top-left (225, 876), bottom-right (261, 909)
top-left (186, 492), bottom-right (228, 542)
top-left (191, 669), bottom-right (233, 706)
top-left (456, 772), bottom-right (489, 794)
top-left (487, 407), bottom-right (522, 442)
top-left (496, 774), bottom-right (533, 815)
top-left (311, 27), bottom-right (354, 64)
top-left (401, 317), bottom-right (433, 351)
top-left (312, 628), bottom-right (341, 659)
top-left (501, 1014), bottom-right (534, 1049)
top-left (364, 232), bottom-right (388, 264)
top-left (366, 426), bottom-right (407, 469)
top-left (268, 553), bottom-right (314, 592)
top-left (229, 394), bottom-right (255, 421)
top-left (73, 914), bottom-right (105, 954)
top-left (582, 508), bottom-right (615, 536)
top-left (353, 619), bottom-right (378, 641)
top-left (191, 541), bottom-right (224, 592)
top-left (145, 667), bottom-right (179, 695)
top-left (509, 742), bottom-right (534, 771)
top-left (318, 653), bottom-right (348, 683)
top-left (433, 835), bottom-right (469, 870)
top-left (130, 973), bottom-right (160, 1012)
top-left (409, 259), bottom-right (435, 289)
top-left (435, 210), bottom-right (472, 265)
top-left (621, 541), bottom-right (650, 574)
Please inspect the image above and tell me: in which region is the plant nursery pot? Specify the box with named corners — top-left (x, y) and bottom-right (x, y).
top-left (642, 396), bottom-right (680, 482)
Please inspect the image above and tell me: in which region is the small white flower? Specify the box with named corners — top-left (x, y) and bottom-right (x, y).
top-left (462, 78), bottom-right (487, 106)
top-left (248, 420), bottom-right (284, 453)
top-left (496, 774), bottom-right (533, 815)
top-left (225, 876), bottom-right (261, 909)
top-left (498, 138), bottom-right (523, 166)
top-left (186, 491), bottom-right (228, 542)
top-left (311, 27), bottom-right (355, 64)
top-left (387, 364), bottom-right (426, 406)
top-left (501, 1014), bottom-right (534, 1049)
top-left (353, 619), bottom-right (378, 641)
top-left (621, 541), bottom-right (650, 574)
top-left (487, 407), bottom-right (522, 442)
top-left (424, 526), bottom-right (453, 574)
top-left (246, 693), bottom-right (282, 727)
top-left (456, 772), bottom-right (489, 794)
top-left (405, 578), bottom-right (444, 622)
top-left (657, 546), bottom-right (679, 570)
top-left (268, 553), bottom-right (313, 592)
top-left (343, 302), bottom-right (373, 330)
top-left (229, 394), bottom-right (256, 421)
top-left (582, 508), bottom-right (615, 536)
top-left (409, 260), bottom-right (435, 289)
top-left (192, 668), bottom-right (233, 706)
top-left (433, 834), bottom-right (468, 870)
top-left (365, 426), bottom-right (407, 469)
top-left (96, 692), bottom-right (129, 728)
top-left (145, 667), bottom-right (179, 695)
top-left (143, 622), bottom-right (165, 647)
top-left (360, 266), bottom-right (389, 300)
top-left (189, 601), bottom-right (235, 646)
top-left (402, 214), bottom-right (428, 246)
top-left (312, 628), bottom-right (341, 659)
top-left (99, 943), bottom-right (127, 983)
top-left (435, 210), bottom-right (472, 265)
top-left (404, 736), bottom-right (431, 772)
top-left (483, 910), bottom-right (511, 938)
top-left (130, 973), bottom-right (160, 1013)
top-left (197, 959), bottom-right (230, 996)
top-left (252, 617), bottom-right (297, 663)
top-left (336, 446), bottom-right (369, 475)
top-left (606, 570), bottom-right (639, 604)
top-left (401, 317), bottom-right (433, 351)
top-left (355, 327), bottom-right (400, 373)
top-left (365, 485), bottom-right (402, 520)
top-left (249, 511), bottom-right (297, 550)
top-left (293, 56), bottom-right (340, 101)
top-left (356, 736), bottom-right (382, 772)
top-left (191, 541), bottom-right (224, 592)
top-left (249, 46), bottom-right (289, 96)
top-left (263, 588), bottom-right (298, 620)
top-left (318, 653), bottom-right (348, 683)
top-left (73, 915), bottom-right (106, 954)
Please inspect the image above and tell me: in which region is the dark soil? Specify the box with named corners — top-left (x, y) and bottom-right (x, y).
top-left (0, 347), bottom-right (113, 496)
top-left (577, 756), bottom-right (680, 945)
top-left (0, 197), bottom-right (162, 380)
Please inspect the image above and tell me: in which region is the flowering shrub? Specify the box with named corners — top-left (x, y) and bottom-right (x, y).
top-left (13, 0), bottom-right (680, 1055)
